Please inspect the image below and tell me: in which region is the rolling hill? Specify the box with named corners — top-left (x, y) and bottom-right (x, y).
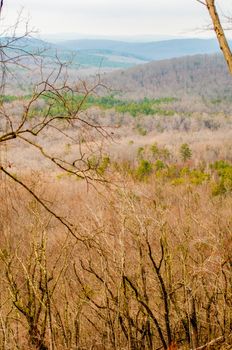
top-left (102, 53), bottom-right (232, 101)
top-left (58, 38), bottom-right (231, 61)
top-left (4, 36), bottom-right (232, 110)
top-left (1, 37), bottom-right (146, 69)
top-left (3, 36), bottom-right (232, 70)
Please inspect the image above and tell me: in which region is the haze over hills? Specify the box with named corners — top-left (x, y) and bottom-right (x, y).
top-left (41, 33), bottom-right (181, 43)
top-left (12, 37), bottom-right (232, 69)
top-left (57, 38), bottom-right (231, 61)
top-left (7, 36), bottom-right (232, 109)
top-left (6, 37), bottom-right (146, 69)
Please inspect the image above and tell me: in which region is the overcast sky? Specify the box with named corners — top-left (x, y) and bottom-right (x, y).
top-left (2, 0), bottom-right (232, 39)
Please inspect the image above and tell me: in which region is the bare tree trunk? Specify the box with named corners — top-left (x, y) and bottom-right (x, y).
top-left (0, 1), bottom-right (3, 15)
top-left (206, 0), bottom-right (232, 74)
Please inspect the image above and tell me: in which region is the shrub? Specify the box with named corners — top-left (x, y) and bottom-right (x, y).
top-left (97, 156), bottom-right (111, 175)
top-left (212, 181), bottom-right (227, 196)
top-left (136, 159), bottom-right (153, 180)
top-left (136, 125), bottom-right (147, 136)
top-left (211, 160), bottom-right (232, 195)
top-left (137, 147), bottom-right (145, 159)
top-left (180, 143), bottom-right (192, 162)
top-left (189, 169), bottom-right (210, 185)
top-left (158, 147), bottom-right (171, 160)
top-left (150, 143), bottom-right (171, 160)
top-left (155, 159), bottom-right (166, 171)
top-left (150, 143), bottom-right (159, 157)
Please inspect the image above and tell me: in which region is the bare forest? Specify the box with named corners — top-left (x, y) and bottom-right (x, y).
top-left (0, 2), bottom-right (232, 350)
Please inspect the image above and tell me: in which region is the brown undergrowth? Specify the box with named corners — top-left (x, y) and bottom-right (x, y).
top-left (0, 171), bottom-right (231, 350)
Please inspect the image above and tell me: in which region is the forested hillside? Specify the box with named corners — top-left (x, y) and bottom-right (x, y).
top-left (103, 54), bottom-right (232, 100)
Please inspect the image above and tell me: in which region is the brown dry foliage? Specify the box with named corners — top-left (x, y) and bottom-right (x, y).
top-left (0, 169), bottom-right (231, 350)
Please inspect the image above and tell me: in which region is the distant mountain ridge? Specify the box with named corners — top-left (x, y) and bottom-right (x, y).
top-left (41, 33), bottom-right (180, 43)
top-left (2, 37), bottom-right (231, 69)
top-left (0, 37), bottom-right (146, 69)
top-left (58, 38), bottom-right (231, 61)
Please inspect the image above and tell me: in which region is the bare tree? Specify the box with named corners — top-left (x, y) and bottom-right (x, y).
top-left (197, 0), bottom-right (232, 74)
top-left (0, 4), bottom-right (110, 239)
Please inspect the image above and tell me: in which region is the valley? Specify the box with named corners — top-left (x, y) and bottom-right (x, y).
top-left (0, 29), bottom-right (232, 350)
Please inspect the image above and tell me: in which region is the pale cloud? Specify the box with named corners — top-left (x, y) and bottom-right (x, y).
top-left (2, 0), bottom-right (231, 38)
